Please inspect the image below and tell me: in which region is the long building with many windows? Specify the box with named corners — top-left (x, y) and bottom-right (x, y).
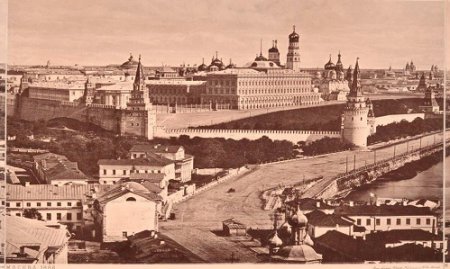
top-left (201, 67), bottom-right (321, 110)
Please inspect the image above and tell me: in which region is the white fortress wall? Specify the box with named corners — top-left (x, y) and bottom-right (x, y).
top-left (155, 127), bottom-right (340, 143)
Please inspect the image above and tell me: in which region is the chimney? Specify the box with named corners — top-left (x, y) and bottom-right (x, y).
top-left (160, 240), bottom-right (165, 245)
top-left (376, 200), bottom-right (381, 206)
top-left (349, 201), bottom-right (354, 207)
top-left (402, 199), bottom-right (408, 206)
top-left (316, 201), bottom-right (320, 208)
top-left (24, 181), bottom-right (30, 187)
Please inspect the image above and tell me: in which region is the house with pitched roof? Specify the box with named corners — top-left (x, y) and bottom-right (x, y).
top-left (33, 153), bottom-right (90, 186)
top-left (91, 181), bottom-right (162, 242)
top-left (5, 215), bottom-right (70, 264)
top-left (129, 144), bottom-right (194, 182)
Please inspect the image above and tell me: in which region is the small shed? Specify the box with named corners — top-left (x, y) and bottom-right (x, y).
top-left (222, 218), bottom-right (247, 236)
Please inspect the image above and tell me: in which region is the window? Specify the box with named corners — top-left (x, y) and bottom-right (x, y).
top-left (103, 169), bottom-right (107, 175)
top-left (57, 202), bottom-right (62, 207)
top-left (123, 232), bottom-right (128, 237)
top-left (16, 213), bottom-right (21, 216)
top-left (416, 218), bottom-right (421, 225)
top-left (426, 218), bottom-right (431, 225)
top-left (123, 170), bottom-right (126, 175)
top-left (397, 218), bottom-right (401, 225)
top-left (5, 202), bottom-right (9, 207)
top-left (68, 202), bottom-right (72, 207)
top-left (406, 218), bottom-right (410, 225)
top-left (37, 202), bottom-right (41, 207)
top-left (47, 213), bottom-right (51, 220)
top-left (16, 202), bottom-right (21, 207)
top-left (67, 213), bottom-right (72, 221)
top-left (126, 197), bottom-right (137, 202)
top-left (366, 219), bottom-right (371, 226)
top-left (387, 218), bottom-right (391, 225)
top-left (57, 213), bottom-right (62, 220)
top-left (47, 202), bottom-right (52, 207)
top-left (26, 202), bottom-right (31, 207)
top-left (113, 170), bottom-right (116, 175)
top-left (356, 219), bottom-right (361, 225)
top-left (77, 213), bottom-right (82, 220)
top-left (375, 219), bottom-right (380, 226)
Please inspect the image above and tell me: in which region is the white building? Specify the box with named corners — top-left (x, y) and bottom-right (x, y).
top-left (92, 182), bottom-right (162, 242)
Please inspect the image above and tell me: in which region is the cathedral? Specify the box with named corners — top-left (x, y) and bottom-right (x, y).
top-left (314, 53), bottom-right (350, 100)
top-left (341, 58), bottom-right (376, 148)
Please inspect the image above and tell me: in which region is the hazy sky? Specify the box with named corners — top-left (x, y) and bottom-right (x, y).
top-left (7, 0), bottom-right (446, 69)
top-left (0, 1), bottom-right (7, 64)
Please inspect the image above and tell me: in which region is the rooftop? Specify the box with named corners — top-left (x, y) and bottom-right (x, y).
top-left (6, 183), bottom-right (102, 201)
top-left (98, 155), bottom-right (173, 167)
top-left (335, 204), bottom-right (435, 217)
top-left (306, 210), bottom-right (353, 227)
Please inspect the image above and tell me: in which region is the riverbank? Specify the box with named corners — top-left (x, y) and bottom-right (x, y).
top-left (343, 147), bottom-right (447, 201)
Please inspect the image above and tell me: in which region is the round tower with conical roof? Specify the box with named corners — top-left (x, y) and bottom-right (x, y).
top-left (341, 58), bottom-right (370, 148)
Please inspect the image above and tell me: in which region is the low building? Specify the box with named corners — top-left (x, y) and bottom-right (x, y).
top-left (94, 81), bottom-right (132, 108)
top-left (334, 204), bottom-right (438, 234)
top-left (33, 153), bottom-right (90, 186)
top-left (27, 81), bottom-right (85, 102)
top-left (147, 80), bottom-right (206, 105)
top-left (222, 218), bottom-right (247, 236)
top-left (365, 229), bottom-right (446, 252)
top-left (97, 155), bottom-right (175, 185)
top-left (91, 181), bottom-right (162, 242)
top-left (5, 215), bottom-right (70, 264)
top-left (129, 144), bottom-right (194, 182)
top-left (306, 210), bottom-right (355, 239)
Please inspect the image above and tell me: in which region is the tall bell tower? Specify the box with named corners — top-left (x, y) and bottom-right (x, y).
top-left (286, 25), bottom-right (301, 72)
top-left (341, 58), bottom-right (370, 148)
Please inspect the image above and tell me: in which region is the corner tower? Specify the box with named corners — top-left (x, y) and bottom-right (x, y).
top-left (121, 55), bottom-right (156, 140)
top-left (341, 58), bottom-right (370, 148)
top-left (286, 25), bottom-right (301, 72)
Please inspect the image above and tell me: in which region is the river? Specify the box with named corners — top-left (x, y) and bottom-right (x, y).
top-left (345, 157), bottom-right (446, 203)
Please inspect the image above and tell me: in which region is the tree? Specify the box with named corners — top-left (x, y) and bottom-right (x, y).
top-left (23, 208), bottom-right (43, 220)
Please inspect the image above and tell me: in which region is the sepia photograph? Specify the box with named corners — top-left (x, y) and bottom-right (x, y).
top-left (1, 0), bottom-right (449, 265)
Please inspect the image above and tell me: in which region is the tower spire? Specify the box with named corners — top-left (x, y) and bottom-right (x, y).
top-left (260, 39), bottom-right (263, 56)
top-left (293, 25), bottom-right (296, 32)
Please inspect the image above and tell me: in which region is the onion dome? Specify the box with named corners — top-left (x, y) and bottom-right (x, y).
top-left (269, 40), bottom-right (279, 53)
top-left (291, 206), bottom-right (308, 227)
top-left (324, 55), bottom-right (335, 70)
top-left (120, 53), bottom-right (139, 69)
top-left (314, 71), bottom-right (322, 79)
top-left (226, 59), bottom-right (236, 69)
top-left (272, 245), bottom-right (322, 263)
top-left (198, 58), bottom-right (207, 72)
top-left (268, 231), bottom-right (283, 247)
top-left (289, 25), bottom-right (299, 43)
top-left (280, 221), bottom-right (292, 234)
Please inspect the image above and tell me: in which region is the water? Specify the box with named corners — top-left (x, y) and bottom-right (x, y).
top-left (345, 158), bottom-right (445, 202)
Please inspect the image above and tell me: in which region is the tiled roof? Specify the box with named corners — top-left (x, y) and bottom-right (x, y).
top-left (335, 204), bottom-right (435, 217)
top-left (6, 183), bottom-right (98, 201)
top-left (366, 229), bottom-right (442, 244)
top-left (98, 155), bottom-right (173, 167)
top-left (287, 198), bottom-right (335, 211)
top-left (306, 210), bottom-right (353, 227)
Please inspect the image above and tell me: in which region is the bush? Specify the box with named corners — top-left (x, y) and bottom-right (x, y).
top-left (302, 137), bottom-right (353, 156)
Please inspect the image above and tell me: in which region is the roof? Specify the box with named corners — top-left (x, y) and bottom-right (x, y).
top-left (366, 229), bottom-right (442, 244)
top-left (96, 82), bottom-right (133, 92)
top-left (129, 173), bottom-right (166, 182)
top-left (272, 244), bottom-right (322, 262)
top-left (6, 215), bottom-right (70, 260)
top-left (130, 144), bottom-right (183, 154)
top-left (286, 198), bottom-right (335, 211)
top-left (335, 204), bottom-right (435, 217)
top-left (98, 155), bottom-right (173, 167)
top-left (306, 210), bottom-right (353, 227)
top-left (6, 183), bottom-right (102, 201)
top-left (222, 218), bottom-right (246, 229)
top-left (33, 153), bottom-right (89, 182)
top-left (96, 181), bottom-right (162, 205)
top-left (33, 152), bottom-right (68, 162)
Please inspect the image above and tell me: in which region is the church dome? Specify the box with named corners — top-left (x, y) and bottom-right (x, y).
top-left (268, 231), bottom-right (283, 247)
top-left (291, 207), bottom-right (308, 227)
top-left (324, 56), bottom-right (335, 70)
top-left (289, 26), bottom-right (299, 43)
top-left (120, 54), bottom-right (139, 69)
top-left (198, 63), bottom-right (207, 72)
top-left (269, 47), bottom-right (279, 53)
top-left (272, 245), bottom-right (322, 263)
top-left (255, 53), bottom-right (268, 61)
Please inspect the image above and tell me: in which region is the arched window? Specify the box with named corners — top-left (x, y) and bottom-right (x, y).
top-left (126, 197), bottom-right (136, 202)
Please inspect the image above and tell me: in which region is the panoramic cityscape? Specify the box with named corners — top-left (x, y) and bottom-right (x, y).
top-left (1, 0), bottom-right (450, 265)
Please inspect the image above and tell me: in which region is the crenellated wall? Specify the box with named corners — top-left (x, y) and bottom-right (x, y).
top-left (155, 127), bottom-right (341, 143)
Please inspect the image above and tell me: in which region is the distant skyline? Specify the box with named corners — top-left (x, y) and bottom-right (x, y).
top-left (7, 0), bottom-right (446, 70)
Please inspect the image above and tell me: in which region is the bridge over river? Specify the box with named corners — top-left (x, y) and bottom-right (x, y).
top-left (159, 130), bottom-right (446, 262)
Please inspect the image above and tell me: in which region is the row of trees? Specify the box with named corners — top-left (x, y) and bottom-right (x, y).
top-left (368, 117), bottom-right (444, 144)
top-left (301, 137), bottom-right (353, 156)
